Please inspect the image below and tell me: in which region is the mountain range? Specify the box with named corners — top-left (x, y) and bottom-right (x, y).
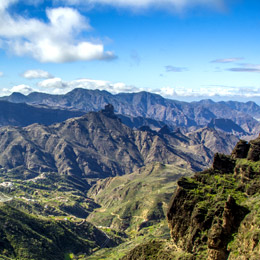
top-left (0, 88), bottom-right (259, 260)
top-left (0, 104), bottom-right (237, 180)
top-left (1, 89), bottom-right (260, 136)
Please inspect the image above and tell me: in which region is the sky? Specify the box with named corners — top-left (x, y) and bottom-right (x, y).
top-left (0, 0), bottom-right (260, 103)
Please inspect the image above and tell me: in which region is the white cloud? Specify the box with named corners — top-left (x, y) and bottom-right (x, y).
top-left (211, 57), bottom-right (244, 63)
top-left (10, 84), bottom-right (35, 95)
top-left (36, 77), bottom-right (260, 99)
top-left (0, 72), bottom-right (3, 77)
top-left (57, 0), bottom-right (224, 10)
top-left (156, 86), bottom-right (260, 98)
top-left (22, 70), bottom-right (54, 79)
top-left (37, 77), bottom-right (139, 94)
top-left (1, 77), bottom-right (260, 101)
top-left (0, 2), bottom-right (115, 62)
top-left (0, 84), bottom-right (35, 96)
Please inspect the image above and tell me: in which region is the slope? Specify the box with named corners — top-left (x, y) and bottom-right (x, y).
top-left (86, 162), bottom-right (193, 260)
top-left (0, 105), bottom-right (221, 180)
top-left (166, 137), bottom-right (260, 259)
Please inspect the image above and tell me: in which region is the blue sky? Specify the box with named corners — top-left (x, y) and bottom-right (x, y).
top-left (0, 0), bottom-right (260, 103)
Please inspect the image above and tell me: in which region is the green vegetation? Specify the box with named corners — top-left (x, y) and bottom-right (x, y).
top-left (86, 162), bottom-right (193, 259)
top-left (87, 162), bottom-right (192, 232)
top-left (166, 150), bottom-right (260, 260)
top-left (0, 162), bottom-right (193, 260)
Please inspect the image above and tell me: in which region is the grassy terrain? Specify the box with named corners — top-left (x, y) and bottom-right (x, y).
top-left (0, 162), bottom-right (193, 259)
top-left (86, 162), bottom-right (193, 259)
top-left (166, 154), bottom-right (260, 259)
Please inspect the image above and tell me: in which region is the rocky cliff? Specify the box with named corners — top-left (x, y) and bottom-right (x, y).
top-left (167, 137), bottom-right (260, 259)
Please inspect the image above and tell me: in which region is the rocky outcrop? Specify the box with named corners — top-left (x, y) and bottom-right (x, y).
top-left (167, 136), bottom-right (260, 260)
top-left (212, 153), bottom-right (235, 173)
top-left (247, 137), bottom-right (260, 161)
top-left (207, 196), bottom-right (249, 260)
top-left (231, 140), bottom-right (250, 159)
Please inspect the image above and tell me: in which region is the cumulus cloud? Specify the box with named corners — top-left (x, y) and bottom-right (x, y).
top-left (211, 57), bottom-right (244, 63)
top-left (0, 1), bottom-right (115, 63)
top-left (0, 84), bottom-right (35, 96)
top-left (57, 0), bottom-right (224, 11)
top-left (37, 77), bottom-right (139, 94)
top-left (10, 84), bottom-right (35, 95)
top-left (155, 85), bottom-right (260, 99)
top-left (165, 65), bottom-right (188, 72)
top-left (22, 70), bottom-right (54, 79)
top-left (1, 77), bottom-right (260, 101)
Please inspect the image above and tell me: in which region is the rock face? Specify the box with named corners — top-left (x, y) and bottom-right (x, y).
top-left (231, 140), bottom-right (250, 159)
top-left (212, 153), bottom-right (235, 173)
top-left (167, 136), bottom-right (260, 260)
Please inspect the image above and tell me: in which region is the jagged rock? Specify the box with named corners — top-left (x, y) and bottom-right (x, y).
top-left (247, 137), bottom-right (260, 161)
top-left (212, 153), bottom-right (235, 173)
top-left (207, 223), bottom-right (228, 260)
top-left (231, 140), bottom-right (250, 159)
top-left (101, 104), bottom-right (117, 118)
top-left (166, 137), bottom-right (259, 260)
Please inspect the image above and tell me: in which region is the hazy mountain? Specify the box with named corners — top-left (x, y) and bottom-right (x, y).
top-left (0, 100), bottom-right (85, 127)
top-left (207, 118), bottom-right (246, 136)
top-left (1, 89), bottom-right (260, 135)
top-left (219, 100), bottom-right (260, 119)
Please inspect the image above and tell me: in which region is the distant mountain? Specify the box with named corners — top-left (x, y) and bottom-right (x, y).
top-left (219, 100), bottom-right (260, 119)
top-left (207, 118), bottom-right (247, 136)
top-left (0, 100), bottom-right (85, 127)
top-left (187, 126), bottom-right (239, 155)
top-left (1, 89), bottom-right (260, 135)
top-left (0, 105), bottom-right (238, 180)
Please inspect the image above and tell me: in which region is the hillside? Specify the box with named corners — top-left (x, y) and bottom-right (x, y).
top-left (117, 137), bottom-right (260, 260)
top-left (85, 162), bottom-right (193, 259)
top-left (166, 137), bottom-right (260, 259)
top-left (87, 162), bottom-right (193, 232)
top-left (1, 89), bottom-right (260, 135)
top-left (0, 104), bottom-right (233, 180)
top-left (0, 204), bottom-right (114, 260)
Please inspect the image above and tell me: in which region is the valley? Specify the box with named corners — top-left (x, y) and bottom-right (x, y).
top-left (0, 91), bottom-right (259, 259)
